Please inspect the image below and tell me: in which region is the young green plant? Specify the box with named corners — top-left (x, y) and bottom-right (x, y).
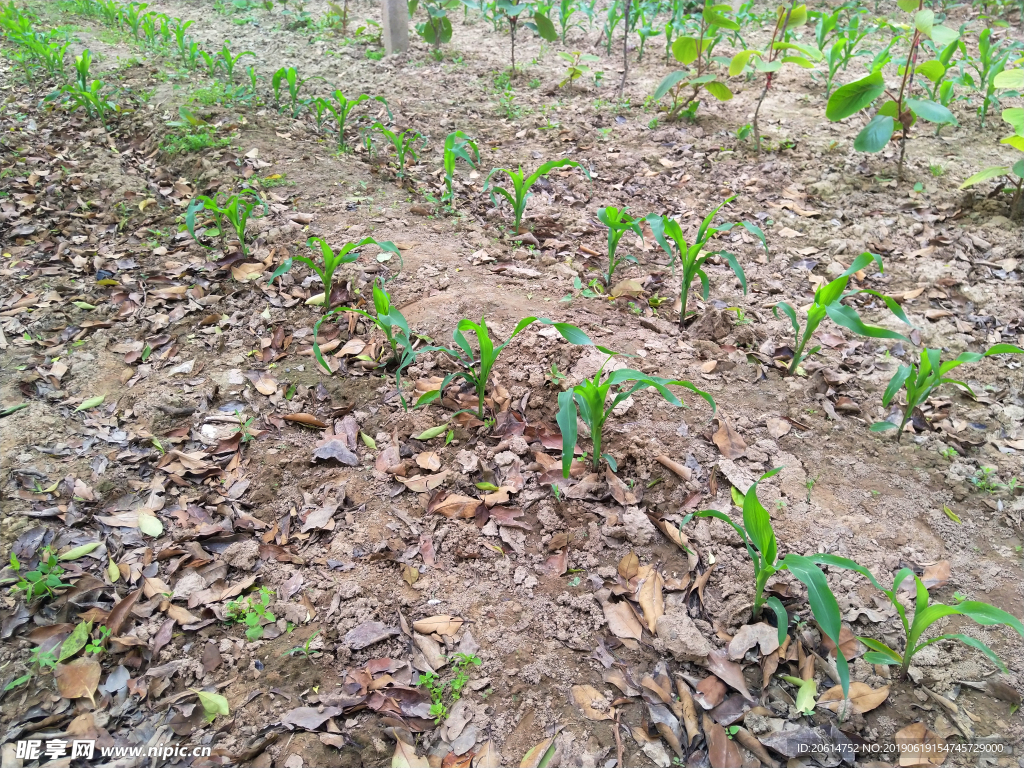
top-left (324, 91), bottom-right (389, 150)
top-left (597, 206), bottom-right (642, 285)
top-left (681, 469), bottom-right (851, 694)
top-left (313, 278), bottom-right (410, 372)
top-left (871, 344), bottom-right (1024, 439)
top-left (558, 349), bottom-right (714, 474)
top-left (484, 158), bottom-right (589, 232)
top-left (366, 123), bottom-right (426, 176)
top-left (441, 130), bottom-right (479, 209)
top-left (773, 252), bottom-right (911, 376)
top-left (225, 586), bottom-right (276, 641)
top-left (185, 190), bottom-right (268, 256)
top-left (647, 196), bottom-right (765, 327)
top-left (418, 317), bottom-right (591, 419)
top-left (959, 107), bottom-right (1024, 219)
top-left (809, 555), bottom-right (1024, 679)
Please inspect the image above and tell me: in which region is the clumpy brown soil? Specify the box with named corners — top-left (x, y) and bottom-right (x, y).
top-left (2, 0), bottom-right (1024, 765)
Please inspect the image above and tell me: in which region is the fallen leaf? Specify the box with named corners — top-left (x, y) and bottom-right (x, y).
top-left (637, 567), bottom-right (664, 633)
top-left (402, 564), bottom-right (419, 585)
top-left (195, 689), bottom-right (230, 721)
top-left (618, 551), bottom-right (639, 580)
top-left (520, 735), bottom-right (557, 768)
top-left (766, 417), bottom-right (791, 438)
top-left (704, 714), bottom-right (742, 768)
top-left (727, 623), bottom-right (779, 660)
top-left (473, 740), bottom-right (502, 768)
top-left (415, 452), bottom-right (441, 471)
top-left (817, 682), bottom-right (889, 715)
top-left (343, 621), bottom-right (400, 649)
top-left (412, 615), bottom-right (463, 636)
top-left (55, 658), bottom-right (101, 704)
top-left (247, 370), bottom-right (278, 395)
top-left (281, 706), bottom-right (344, 731)
top-left (201, 641), bottom-right (222, 674)
top-left (921, 560), bottom-right (951, 590)
top-left (694, 675), bottom-right (727, 709)
top-left (712, 417), bottom-right (746, 459)
top-left (284, 413), bottom-right (328, 428)
top-left (427, 493), bottom-right (479, 519)
top-left (601, 598), bottom-right (644, 641)
top-left (895, 722), bottom-right (946, 767)
top-left (312, 438), bottom-right (359, 466)
top-left (541, 549), bottom-right (568, 577)
top-left (231, 262), bottom-right (265, 281)
top-left (397, 470), bottom-right (449, 493)
top-left (570, 684), bottom-right (614, 721)
top-left (137, 510), bottom-right (163, 538)
top-left (104, 588), bottom-right (143, 635)
top-left (707, 649), bottom-right (754, 702)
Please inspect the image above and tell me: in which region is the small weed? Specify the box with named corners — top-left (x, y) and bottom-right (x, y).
top-left (419, 652), bottom-right (482, 722)
top-left (939, 446), bottom-right (959, 461)
top-left (970, 467), bottom-right (1017, 494)
top-left (233, 410), bottom-right (257, 443)
top-left (929, 164), bottom-right (945, 177)
top-left (225, 586), bottom-right (276, 641)
top-left (8, 548), bottom-right (69, 603)
top-left (805, 474), bottom-right (819, 502)
top-left (281, 630), bottom-right (321, 663)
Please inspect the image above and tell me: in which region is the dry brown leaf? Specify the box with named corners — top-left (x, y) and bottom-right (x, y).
top-left (647, 514), bottom-right (698, 571)
top-left (402, 564), bottom-right (419, 586)
top-left (818, 682), bottom-right (890, 715)
top-left (694, 675), bottom-right (727, 709)
top-left (415, 451), bottom-right (441, 471)
top-left (411, 615), bottom-right (463, 636)
top-left (104, 587), bottom-right (143, 635)
top-left (570, 684), bottom-right (614, 721)
top-left (247, 371), bottom-right (278, 396)
top-left (473, 740), bottom-right (502, 768)
top-left (895, 722), bottom-right (946, 767)
top-left (766, 417), bottom-right (791, 438)
top-left (601, 599), bottom-right (644, 641)
top-left (712, 416), bottom-right (747, 459)
top-left (392, 737), bottom-right (429, 768)
top-left (674, 677), bottom-right (700, 745)
top-left (637, 568), bottom-right (664, 633)
top-left (704, 714), bottom-right (742, 768)
top-left (397, 470), bottom-right (450, 493)
top-left (707, 649), bottom-right (754, 702)
top-left (520, 735), bottom-right (557, 768)
top-left (284, 413), bottom-right (328, 428)
top-left (822, 625), bottom-right (863, 660)
top-left (55, 658), bottom-right (101, 704)
top-left (427, 492), bottom-right (479, 519)
top-left (728, 623), bottom-right (780, 660)
top-left (541, 549), bottom-right (568, 577)
top-left (617, 551), bottom-right (639, 580)
top-left (922, 560), bottom-right (951, 590)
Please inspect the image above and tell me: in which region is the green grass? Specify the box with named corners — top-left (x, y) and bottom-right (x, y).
top-left (161, 128), bottom-right (231, 154)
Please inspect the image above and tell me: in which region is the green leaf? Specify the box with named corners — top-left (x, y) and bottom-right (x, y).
top-left (994, 69), bottom-right (1024, 90)
top-left (653, 71), bottom-right (688, 100)
top-left (556, 389), bottom-right (578, 478)
top-left (853, 114), bottom-right (894, 153)
top-left (533, 12), bottom-right (557, 41)
top-left (1002, 107), bottom-right (1024, 136)
top-left (913, 9), bottom-right (933, 37)
top-left (960, 166), bottom-right (1010, 189)
top-left (783, 554), bottom-right (848, 695)
top-left (781, 675), bottom-right (816, 715)
top-left (862, 651), bottom-right (900, 666)
top-left (702, 5), bottom-right (739, 30)
top-left (137, 510), bottom-right (164, 538)
top-left (194, 689), bottom-right (230, 721)
top-left (415, 425), bottom-right (449, 440)
top-left (704, 81), bottom-right (733, 101)
top-left (765, 595), bottom-right (788, 646)
top-left (929, 25), bottom-right (958, 47)
top-left (58, 621), bottom-right (93, 662)
top-left (360, 432), bottom-right (376, 449)
top-left (72, 301), bottom-right (96, 310)
top-left (1004, 135), bottom-right (1024, 152)
top-left (826, 72), bottom-right (885, 121)
top-left (914, 60), bottom-right (945, 84)
top-left (896, 0), bottom-right (917, 10)
top-left (907, 98), bottom-right (956, 125)
top-left (107, 558), bottom-right (120, 582)
top-left (870, 421), bottom-right (899, 431)
top-left (672, 35), bottom-right (698, 65)
top-left (75, 395), bottom-right (105, 412)
top-left (59, 542), bottom-right (101, 561)
top-left (729, 50), bottom-right (756, 77)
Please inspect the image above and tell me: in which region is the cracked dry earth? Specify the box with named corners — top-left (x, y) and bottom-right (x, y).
top-left (2, 0), bottom-right (1024, 766)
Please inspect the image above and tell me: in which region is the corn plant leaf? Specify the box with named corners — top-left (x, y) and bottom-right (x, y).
top-left (781, 675), bottom-right (816, 715)
top-left (415, 425), bottom-right (448, 440)
top-left (782, 554), bottom-right (849, 695)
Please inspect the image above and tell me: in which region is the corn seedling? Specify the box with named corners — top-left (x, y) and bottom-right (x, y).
top-left (597, 206), bottom-right (642, 286)
top-left (810, 555), bottom-right (1024, 679)
top-left (366, 123), bottom-right (426, 176)
top-left (73, 48), bottom-right (92, 90)
top-left (872, 344), bottom-right (1024, 439)
top-left (681, 470), bottom-right (851, 694)
top-left (214, 41), bottom-right (254, 84)
top-left (484, 158), bottom-right (589, 232)
top-left (558, 349), bottom-right (714, 474)
top-left (417, 316), bottom-right (592, 419)
top-left (442, 130), bottom-right (479, 208)
top-left (647, 196), bottom-right (765, 326)
top-left (654, 3), bottom-right (737, 121)
top-left (185, 190), bottom-right (268, 256)
top-left (773, 252), bottom-right (911, 376)
top-left (729, 3), bottom-right (822, 152)
top-left (59, 79), bottom-right (116, 123)
top-left (171, 17), bottom-right (193, 63)
top-left (556, 0), bottom-right (583, 42)
top-left (314, 279), bottom-right (410, 374)
top-left (271, 66), bottom-right (322, 117)
top-left (825, 2), bottom-right (958, 179)
top-left (324, 91), bottom-right (389, 151)
top-left (281, 630), bottom-right (321, 663)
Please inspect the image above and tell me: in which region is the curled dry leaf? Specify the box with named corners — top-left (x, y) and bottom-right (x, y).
top-left (636, 567), bottom-right (664, 633)
top-left (921, 560), bottom-right (951, 590)
top-left (427, 492), bottom-right (479, 519)
top-left (712, 416), bottom-right (747, 459)
top-left (728, 623), bottom-right (780, 660)
top-left (520, 735), bottom-right (557, 768)
top-left (570, 684), bottom-right (614, 721)
top-left (617, 550), bottom-right (639, 580)
top-left (415, 452), bottom-right (441, 471)
top-left (284, 413), bottom-right (328, 428)
top-left (392, 737), bottom-right (429, 768)
top-left (600, 596), bottom-right (644, 642)
top-left (55, 657), bottom-right (101, 704)
top-left (817, 682), bottom-right (889, 715)
top-left (398, 470), bottom-right (449, 494)
top-left (894, 722), bottom-right (946, 768)
top-left (104, 587), bottom-right (143, 635)
top-left (473, 740), bottom-right (502, 768)
top-left (646, 514), bottom-right (698, 571)
top-left (707, 649), bottom-right (754, 702)
top-left (411, 615), bottom-right (464, 636)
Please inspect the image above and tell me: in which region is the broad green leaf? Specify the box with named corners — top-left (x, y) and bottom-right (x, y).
top-left (896, 0), bottom-right (918, 10)
top-left (556, 389), bottom-right (578, 478)
top-left (533, 12), bottom-right (557, 41)
top-left (702, 5), bottom-right (739, 30)
top-left (75, 395), bottom-right (105, 412)
top-left (107, 558), bottom-right (120, 582)
top-left (853, 114), bottom-right (894, 153)
top-left (765, 595), bottom-right (788, 646)
top-left (859, 635), bottom-right (902, 663)
top-left (783, 554), bottom-right (848, 694)
top-left (73, 301), bottom-right (96, 310)
top-left (1002, 107), bottom-right (1024, 136)
top-left (59, 542), bottom-right (101, 561)
top-left (862, 651), bottom-right (900, 665)
top-left (415, 425), bottom-right (448, 440)
top-left (913, 9), bottom-right (933, 38)
top-left (654, 71), bottom-right (688, 101)
top-left (781, 675), bottom-right (816, 715)
top-left (1014, 159), bottom-right (1024, 178)
top-left (137, 510), bottom-right (164, 538)
top-left (753, 59), bottom-right (783, 73)
top-left (360, 432), bottom-right (376, 449)
top-left (994, 68), bottom-right (1024, 90)
top-left (782, 56), bottom-right (815, 69)
top-left (58, 621), bottom-right (93, 662)
top-left (194, 690), bottom-right (230, 721)
top-left (870, 421), bottom-right (899, 431)
top-left (1003, 135), bottom-right (1024, 152)
top-left (907, 98), bottom-right (956, 125)
top-left (704, 81), bottom-right (733, 101)
top-left (729, 50), bottom-right (756, 77)
top-left (930, 25), bottom-right (958, 47)
top-left (672, 36), bottom-right (698, 65)
top-left (914, 60), bottom-right (945, 83)
top-left (960, 166), bottom-right (1010, 188)
top-left (826, 72), bottom-right (884, 121)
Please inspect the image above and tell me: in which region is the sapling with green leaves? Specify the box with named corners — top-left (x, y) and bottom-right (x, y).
top-left (185, 190), bottom-right (268, 256)
top-left (274, 236), bottom-right (401, 313)
top-left (647, 196), bottom-right (766, 327)
top-left (773, 252), bottom-right (911, 376)
top-left (810, 555), bottom-right (1024, 679)
top-left (871, 344), bottom-right (1024, 439)
top-left (654, 3), bottom-right (738, 122)
top-left (729, 3), bottom-right (822, 152)
top-left (441, 130), bottom-right (479, 209)
top-left (597, 206), bottom-right (642, 286)
top-left (495, 0), bottom-right (557, 74)
top-left (417, 317), bottom-right (592, 419)
top-left (959, 107), bottom-right (1024, 219)
top-left (484, 158), bottom-right (590, 232)
top-left (411, 0), bottom-right (453, 57)
top-left (824, 1), bottom-right (959, 179)
top-left (557, 349), bottom-right (714, 475)
top-left (680, 469), bottom-right (851, 695)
